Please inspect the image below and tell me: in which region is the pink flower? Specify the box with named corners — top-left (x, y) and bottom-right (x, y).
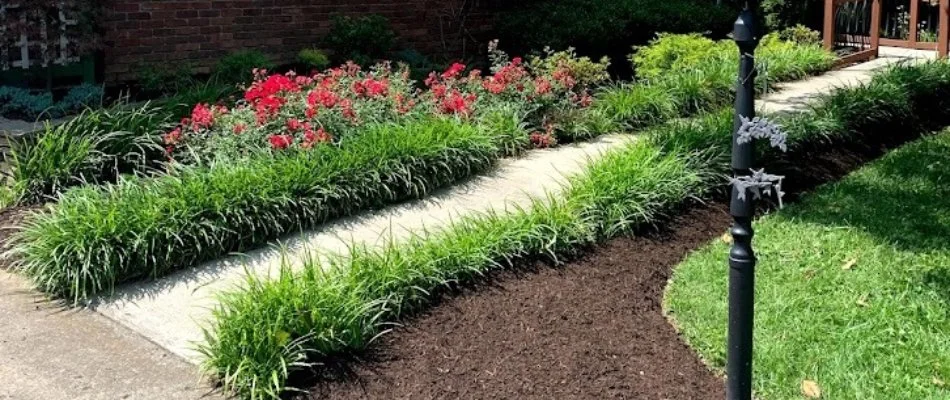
top-left (233, 124), bottom-right (246, 134)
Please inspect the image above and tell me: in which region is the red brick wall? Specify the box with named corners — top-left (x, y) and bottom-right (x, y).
top-left (101, 0), bottom-right (496, 83)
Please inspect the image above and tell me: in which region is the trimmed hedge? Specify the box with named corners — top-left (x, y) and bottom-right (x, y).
top-left (12, 118), bottom-right (498, 301)
top-left (199, 60), bottom-right (950, 399)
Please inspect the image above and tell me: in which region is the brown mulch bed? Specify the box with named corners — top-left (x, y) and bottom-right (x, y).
top-left (294, 124), bottom-right (926, 399)
top-left (310, 205), bottom-right (732, 400)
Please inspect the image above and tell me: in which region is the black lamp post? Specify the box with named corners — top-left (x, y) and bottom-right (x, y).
top-left (728, 2), bottom-right (759, 400)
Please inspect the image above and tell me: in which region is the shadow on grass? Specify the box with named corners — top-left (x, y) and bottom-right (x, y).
top-left (788, 134), bottom-right (950, 253)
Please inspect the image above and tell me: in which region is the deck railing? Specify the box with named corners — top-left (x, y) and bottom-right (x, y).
top-left (825, 0), bottom-right (950, 59)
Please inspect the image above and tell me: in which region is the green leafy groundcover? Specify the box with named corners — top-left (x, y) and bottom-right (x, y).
top-left (199, 61), bottom-right (950, 399)
top-left (666, 132), bottom-right (950, 400)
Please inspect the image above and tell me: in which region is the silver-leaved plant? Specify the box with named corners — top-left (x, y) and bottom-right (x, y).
top-left (732, 115), bottom-right (788, 207)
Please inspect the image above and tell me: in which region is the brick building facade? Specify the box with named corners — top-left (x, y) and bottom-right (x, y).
top-left (101, 0), bottom-right (497, 83)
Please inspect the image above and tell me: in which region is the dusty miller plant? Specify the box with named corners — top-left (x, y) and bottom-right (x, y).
top-left (731, 115), bottom-right (788, 207)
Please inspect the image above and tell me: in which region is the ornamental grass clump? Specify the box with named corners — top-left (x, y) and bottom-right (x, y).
top-left (598, 33), bottom-right (834, 128)
top-left (12, 118), bottom-right (498, 301)
top-left (6, 103), bottom-right (167, 205)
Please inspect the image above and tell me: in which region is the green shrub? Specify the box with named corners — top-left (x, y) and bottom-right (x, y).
top-left (528, 47), bottom-right (611, 87)
top-left (6, 103), bottom-right (167, 204)
top-left (630, 33), bottom-right (834, 82)
top-left (137, 63), bottom-right (196, 96)
top-left (324, 14), bottom-right (395, 65)
top-left (630, 33), bottom-right (724, 80)
top-left (12, 118), bottom-right (498, 301)
top-left (296, 48), bottom-right (331, 71)
top-left (213, 50), bottom-right (275, 85)
top-left (778, 24), bottom-right (822, 45)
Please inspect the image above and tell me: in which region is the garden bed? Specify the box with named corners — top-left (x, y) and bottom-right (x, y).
top-left (289, 76), bottom-right (943, 399)
top-left (197, 60), bottom-right (950, 399)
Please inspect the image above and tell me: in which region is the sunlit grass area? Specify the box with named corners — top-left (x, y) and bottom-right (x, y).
top-left (666, 131), bottom-right (950, 399)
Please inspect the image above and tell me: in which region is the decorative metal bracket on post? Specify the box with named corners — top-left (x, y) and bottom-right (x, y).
top-left (727, 2), bottom-right (759, 400)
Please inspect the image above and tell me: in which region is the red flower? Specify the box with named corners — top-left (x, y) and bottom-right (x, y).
top-left (482, 78), bottom-right (506, 95)
top-left (440, 90), bottom-right (476, 116)
top-left (352, 80), bottom-right (366, 96)
top-left (163, 127), bottom-right (183, 145)
top-left (268, 134), bottom-right (294, 150)
top-left (286, 118), bottom-right (303, 132)
top-left (364, 78), bottom-right (389, 97)
top-left (254, 96), bottom-right (285, 125)
top-left (307, 89), bottom-right (339, 109)
top-left (341, 99), bottom-right (357, 121)
top-left (244, 74), bottom-right (299, 104)
top-left (534, 77), bottom-right (552, 95)
top-left (442, 62), bottom-right (466, 79)
top-left (553, 67), bottom-right (577, 88)
top-left (302, 127), bottom-right (332, 149)
top-left (511, 57), bottom-right (523, 66)
top-left (233, 124), bottom-right (246, 134)
top-left (190, 103), bottom-right (215, 130)
top-left (431, 83), bottom-right (447, 99)
top-left (305, 106), bottom-right (318, 119)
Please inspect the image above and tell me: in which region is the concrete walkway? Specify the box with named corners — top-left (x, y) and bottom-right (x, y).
top-left (0, 271), bottom-right (219, 400)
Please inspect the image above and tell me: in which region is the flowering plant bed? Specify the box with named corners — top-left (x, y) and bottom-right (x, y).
top-left (164, 44), bottom-right (606, 164)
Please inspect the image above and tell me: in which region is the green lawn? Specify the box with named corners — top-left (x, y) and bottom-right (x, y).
top-left (665, 132), bottom-right (950, 399)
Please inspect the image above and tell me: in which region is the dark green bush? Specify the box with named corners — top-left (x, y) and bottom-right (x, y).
top-left (324, 14), bottom-right (396, 65)
top-left (496, 0), bottom-right (737, 73)
top-left (762, 0), bottom-right (823, 30)
top-left (137, 63), bottom-right (196, 96)
top-left (297, 48), bottom-right (331, 71)
top-left (213, 50), bottom-right (275, 85)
